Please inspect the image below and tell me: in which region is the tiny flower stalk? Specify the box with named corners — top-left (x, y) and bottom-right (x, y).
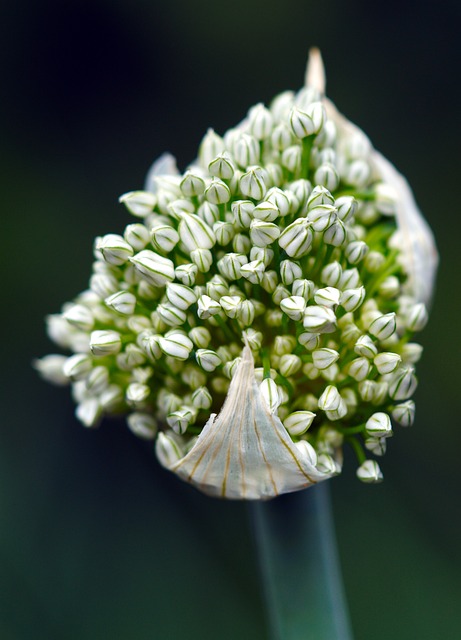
top-left (36, 49), bottom-right (437, 501)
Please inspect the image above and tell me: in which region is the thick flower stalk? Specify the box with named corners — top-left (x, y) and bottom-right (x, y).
top-left (36, 50), bottom-right (437, 499)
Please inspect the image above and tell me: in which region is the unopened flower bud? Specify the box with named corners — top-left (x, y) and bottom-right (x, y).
top-left (234, 133), bottom-right (260, 168)
top-left (126, 383), bottom-right (150, 405)
top-left (190, 248), bottom-right (213, 272)
top-left (364, 437), bottom-right (387, 457)
top-left (289, 102), bottom-right (325, 138)
top-left (340, 268), bottom-right (360, 290)
top-left (347, 357), bottom-right (372, 381)
top-left (231, 200), bottom-right (255, 228)
top-left (324, 220), bottom-right (347, 247)
top-left (335, 196), bottom-right (357, 222)
top-left (159, 333), bottom-right (193, 361)
top-left (340, 286), bottom-right (366, 312)
top-left (259, 378), bottom-right (281, 413)
top-left (195, 349), bottom-right (222, 372)
top-left (197, 294), bottom-right (221, 319)
top-left (97, 234), bottom-right (134, 266)
top-left (374, 182), bottom-right (398, 215)
top-left (345, 241), bottom-right (368, 265)
top-left (281, 145), bottom-right (302, 173)
top-left (90, 330), bottom-right (122, 356)
top-left (278, 218), bottom-right (313, 258)
top-left (127, 413), bottom-right (157, 439)
top-left (368, 313), bottom-right (397, 341)
top-left (240, 167), bottom-right (267, 200)
top-left (392, 400), bottom-right (415, 427)
top-left (279, 354), bottom-right (302, 376)
top-left (130, 250), bottom-right (175, 287)
top-left (284, 411), bottom-right (316, 436)
top-left (354, 335), bottom-right (378, 359)
top-left (405, 303), bottom-right (428, 332)
top-left (357, 460), bottom-right (383, 483)
top-left (175, 263), bottom-right (198, 286)
top-left (155, 431), bottom-right (183, 467)
top-left (400, 343), bottom-right (423, 364)
top-left (279, 260), bottom-right (302, 286)
top-left (312, 348), bottom-right (339, 370)
top-left (63, 304), bottom-right (94, 332)
top-left (314, 287), bottom-right (340, 308)
top-left (315, 163), bottom-right (339, 191)
top-left (280, 296), bottom-right (307, 321)
top-left (317, 453), bottom-right (339, 475)
top-left (318, 385), bottom-right (342, 411)
top-left (364, 250), bottom-right (385, 273)
top-left (76, 398), bottom-right (102, 428)
top-left (213, 221), bottom-right (234, 246)
top-left (119, 191), bottom-right (156, 218)
top-left (250, 219), bottom-right (280, 247)
top-left (205, 178), bottom-right (231, 205)
top-left (308, 204), bottom-right (337, 232)
top-left (292, 279), bottom-right (315, 301)
top-left (374, 352), bottom-right (401, 375)
top-left (178, 212), bottom-right (215, 252)
top-left (271, 123), bottom-right (293, 150)
top-left (237, 300), bottom-right (255, 326)
top-left (180, 172), bottom-right (206, 197)
top-left (165, 283), bottom-right (197, 310)
top-left (217, 253), bottom-right (248, 280)
top-left (167, 407), bottom-right (195, 435)
top-left (389, 367), bottom-right (418, 400)
top-left (105, 291), bottom-right (137, 316)
top-left (298, 332), bottom-right (320, 351)
top-left (303, 305), bottom-right (336, 332)
top-left (366, 412), bottom-right (392, 437)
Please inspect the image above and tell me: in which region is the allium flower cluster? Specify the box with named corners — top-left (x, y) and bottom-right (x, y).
top-left (36, 57), bottom-right (434, 490)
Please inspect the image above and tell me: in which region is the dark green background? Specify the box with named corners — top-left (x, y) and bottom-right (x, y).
top-left (1, 0), bottom-right (460, 638)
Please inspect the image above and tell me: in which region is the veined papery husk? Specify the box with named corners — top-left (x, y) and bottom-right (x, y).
top-left (159, 341), bottom-right (338, 499)
top-left (154, 50), bottom-right (438, 500)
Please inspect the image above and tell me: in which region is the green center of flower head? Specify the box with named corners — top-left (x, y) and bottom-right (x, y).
top-left (36, 57), bottom-right (433, 487)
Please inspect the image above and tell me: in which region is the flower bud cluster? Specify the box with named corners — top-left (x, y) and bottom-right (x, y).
top-left (37, 74), bottom-right (431, 486)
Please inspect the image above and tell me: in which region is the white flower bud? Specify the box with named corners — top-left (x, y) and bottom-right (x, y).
top-left (289, 102), bottom-right (325, 138)
top-left (34, 354), bottom-right (69, 386)
top-left (278, 218), bottom-right (313, 258)
top-left (157, 303), bottom-right (187, 327)
top-left (208, 153), bottom-right (235, 180)
top-left (312, 348), bottom-right (339, 370)
top-left (137, 332), bottom-right (162, 361)
top-left (178, 212), bottom-right (215, 252)
top-left (117, 344), bottom-right (146, 370)
top-left (180, 172), bottom-right (206, 197)
top-left (251, 201), bottom-right (279, 224)
top-left (260, 270), bottom-right (277, 293)
top-left (369, 313), bottom-right (397, 341)
top-left (340, 286), bottom-right (365, 313)
top-left (374, 352), bottom-right (401, 375)
top-left (389, 367), bottom-right (418, 400)
top-left (266, 187), bottom-right (290, 216)
top-left (307, 185), bottom-right (334, 208)
top-left (98, 384), bottom-right (123, 410)
top-left (314, 287), bottom-right (340, 308)
top-left (119, 191), bottom-right (156, 218)
top-left (364, 251), bottom-right (385, 273)
top-left (250, 219), bottom-right (280, 247)
top-left (284, 411), bottom-right (316, 436)
top-left (223, 357), bottom-right (243, 379)
top-left (294, 440), bottom-right (318, 466)
top-left (181, 364), bottom-right (207, 390)
top-left (213, 221), bottom-right (234, 246)
top-left (314, 163), bottom-right (339, 191)
top-left (239, 260), bottom-right (264, 285)
top-left (364, 437), bottom-right (387, 457)
top-left (167, 407), bottom-right (195, 435)
top-left (217, 253), bottom-right (248, 280)
top-left (292, 279), bottom-right (315, 301)
top-left (298, 332), bottom-right (320, 351)
top-left (405, 303), bottom-right (428, 332)
top-left (63, 304), bottom-right (94, 332)
top-left (123, 223), bottom-right (150, 251)
top-left (354, 335), bottom-right (378, 359)
top-left (231, 200), bottom-right (255, 229)
top-left (347, 357), bottom-right (372, 381)
top-left (325, 397), bottom-right (348, 421)
top-left (279, 296), bottom-right (306, 321)
top-left (185, 328), bottom-right (210, 351)
top-left (278, 260), bottom-right (301, 286)
top-left (197, 294), bottom-right (221, 319)
top-left (249, 247), bottom-right (273, 267)
top-left (237, 300), bottom-right (255, 326)
top-left (85, 366), bottom-right (109, 394)
top-left (175, 263), bottom-right (198, 286)
top-left (155, 431), bottom-right (183, 467)
top-left (126, 383), bottom-right (150, 405)
top-left (308, 204), bottom-right (337, 232)
top-left (271, 123), bottom-right (293, 150)
top-left (240, 167), bottom-right (267, 200)
top-left (199, 128), bottom-right (225, 167)
top-left (345, 241), bottom-right (368, 265)
top-left (318, 385), bottom-right (342, 411)
top-left (217, 294), bottom-right (242, 319)
top-left (130, 250), bottom-right (175, 287)
top-left (374, 182), bottom-right (398, 215)
top-left (104, 291), bottom-right (136, 316)
top-left (279, 354), bottom-right (302, 377)
top-left (303, 305), bottom-right (336, 332)
top-left (75, 398), bottom-right (101, 428)
top-left (195, 349), bottom-right (222, 372)
top-left (392, 400), bottom-right (415, 427)
top-left (232, 233), bottom-right (252, 254)
top-left (317, 453), bottom-right (339, 475)
top-left (89, 330), bottom-right (122, 356)
top-left (301, 362), bottom-right (319, 379)
top-left (259, 378), bottom-right (281, 414)
top-left (150, 224), bottom-right (180, 254)
top-left (127, 413), bottom-right (157, 439)
top-left (191, 386), bottom-right (213, 410)
top-left (270, 90), bottom-right (294, 120)
top-left (335, 196), bottom-right (357, 222)
top-left (323, 220), bottom-right (347, 247)
top-left (190, 248), bottom-right (213, 272)
top-left (167, 198), bottom-right (195, 220)
top-left (165, 283), bottom-right (197, 310)
top-left (344, 159), bottom-right (371, 188)
top-left (97, 234), bottom-right (134, 266)
top-left (61, 353), bottom-right (92, 381)
top-left (233, 133), bottom-right (260, 168)
top-left (339, 268), bottom-right (360, 290)
top-left (243, 328), bottom-right (263, 351)
top-left (204, 178), bottom-right (231, 205)
top-left (366, 412), bottom-right (392, 437)
top-left (159, 333), bottom-right (193, 361)
top-left (281, 145), bottom-right (302, 173)
top-left (357, 460), bottom-right (383, 483)
top-left (247, 103), bottom-right (273, 139)
top-left (90, 273), bottom-right (119, 299)
top-left (273, 284), bottom-right (292, 305)
top-left (400, 343), bottom-right (423, 364)
top-left (273, 335), bottom-right (297, 356)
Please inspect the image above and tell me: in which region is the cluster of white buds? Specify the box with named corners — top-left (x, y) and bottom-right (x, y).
top-left (36, 50), bottom-right (436, 492)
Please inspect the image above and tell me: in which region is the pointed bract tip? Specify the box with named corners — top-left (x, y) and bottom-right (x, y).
top-left (305, 47), bottom-right (326, 94)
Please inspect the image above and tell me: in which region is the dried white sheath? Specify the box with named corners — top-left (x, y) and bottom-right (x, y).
top-left (160, 343), bottom-right (336, 500)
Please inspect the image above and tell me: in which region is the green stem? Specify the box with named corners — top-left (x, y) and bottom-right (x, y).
top-left (301, 135), bottom-right (315, 179)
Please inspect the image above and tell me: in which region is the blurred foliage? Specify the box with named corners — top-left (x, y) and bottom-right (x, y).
top-left (1, 0), bottom-right (460, 637)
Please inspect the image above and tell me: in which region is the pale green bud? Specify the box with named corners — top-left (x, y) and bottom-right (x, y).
top-left (190, 248), bottom-right (213, 272)
top-left (292, 279), bottom-right (315, 301)
top-left (232, 233), bottom-right (252, 254)
top-left (259, 378), bottom-right (281, 414)
top-left (366, 412), bottom-right (392, 437)
top-left (261, 270), bottom-right (278, 293)
top-left (284, 411), bottom-right (316, 437)
top-left (345, 241), bottom-right (368, 265)
top-left (273, 335), bottom-right (296, 357)
top-left (266, 310), bottom-right (284, 326)
top-left (307, 185), bottom-right (334, 208)
top-left (156, 303), bottom-right (186, 327)
top-left (312, 348), bottom-right (339, 370)
top-left (217, 253), bottom-right (248, 280)
top-left (127, 413), bottom-right (157, 439)
top-left (357, 460), bottom-right (383, 483)
top-left (191, 386), bottom-right (212, 410)
top-left (90, 330), bottom-right (122, 356)
top-left (378, 276), bottom-right (400, 298)
top-left (280, 296), bottom-right (306, 321)
top-left (97, 234), bottom-right (134, 266)
top-left (117, 344), bottom-right (146, 370)
top-left (99, 384), bottom-right (123, 410)
top-left (196, 294), bottom-right (221, 319)
top-left (63, 304), bottom-right (94, 332)
top-left (289, 102), bottom-right (325, 138)
top-left (318, 385), bottom-right (342, 411)
top-left (178, 212), bottom-right (215, 252)
top-left (174, 263), bottom-right (198, 287)
top-left (340, 286), bottom-right (366, 313)
top-left (344, 159), bottom-right (371, 188)
top-left (389, 367), bottom-right (418, 401)
top-left (167, 407), bottom-right (195, 435)
top-left (223, 357), bottom-right (242, 379)
top-left (181, 364), bottom-right (207, 390)
top-left (364, 437), bottom-right (387, 457)
top-left (231, 200), bottom-right (255, 229)
top-left (314, 287), bottom-right (340, 308)
top-left (324, 220), bottom-right (347, 247)
top-left (130, 250), bottom-right (175, 287)
top-left (341, 322), bottom-right (362, 346)
top-left (369, 313), bottom-right (397, 341)
top-left (279, 354), bottom-right (302, 376)
top-left (240, 167), bottom-right (267, 200)
top-left (105, 291), bottom-right (137, 316)
top-left (195, 349), bottom-right (222, 372)
top-left (165, 283), bottom-right (197, 310)
top-left (208, 153), bottom-right (235, 180)
top-left (237, 300), bottom-right (256, 326)
top-left (159, 333), bottom-right (193, 361)
top-left (314, 163), bottom-right (339, 191)
top-left (374, 352), bottom-right (401, 375)
top-left (271, 123), bottom-right (293, 150)
top-left (151, 224), bottom-right (180, 253)
top-left (180, 172), bottom-right (206, 197)
top-left (281, 145), bottom-right (302, 173)
top-left (213, 221), bottom-right (234, 246)
top-left (272, 285), bottom-right (291, 305)
top-left (279, 260), bottom-right (301, 286)
top-left (303, 305), bottom-right (336, 332)
top-left (339, 268), bottom-right (360, 290)
top-left (239, 260), bottom-right (265, 285)
top-left (302, 362), bottom-right (319, 379)
top-left (298, 332), bottom-right (320, 351)
top-left (278, 218), bottom-right (313, 258)
top-left (233, 133), bottom-right (260, 168)
top-left (364, 250), bottom-right (385, 273)
top-left (119, 191), bottom-right (156, 218)
top-left (347, 357), bottom-right (372, 381)
top-left (405, 303), bottom-right (428, 332)
top-left (308, 204), bottom-right (337, 232)
top-left (126, 383), bottom-right (150, 405)
top-left (205, 178), bottom-right (231, 205)
top-left (354, 334), bottom-right (378, 359)
top-left (392, 400), bottom-right (415, 427)
top-left (250, 219), bottom-right (280, 247)
top-left (335, 196), bottom-right (357, 222)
